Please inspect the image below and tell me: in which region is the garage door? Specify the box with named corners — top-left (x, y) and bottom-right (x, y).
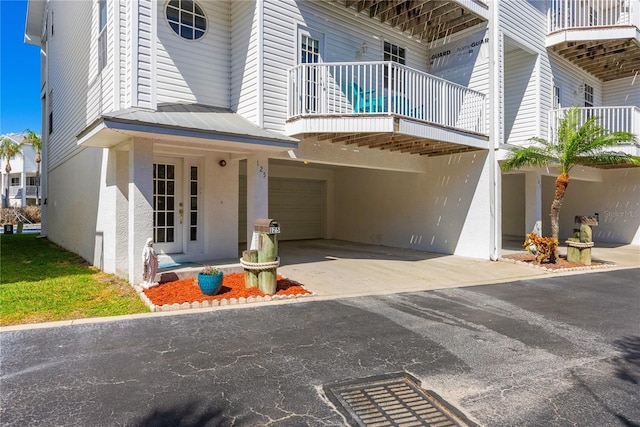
top-left (239, 177), bottom-right (325, 242)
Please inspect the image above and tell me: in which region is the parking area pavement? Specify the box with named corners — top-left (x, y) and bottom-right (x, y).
top-left (1, 267), bottom-right (638, 426)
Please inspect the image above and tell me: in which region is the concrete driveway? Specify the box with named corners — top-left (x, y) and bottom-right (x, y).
top-left (277, 239), bottom-right (639, 298)
top-left (1, 268), bottom-right (639, 426)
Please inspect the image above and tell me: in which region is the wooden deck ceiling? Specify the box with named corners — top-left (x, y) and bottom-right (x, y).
top-left (304, 132), bottom-right (482, 156)
top-left (340, 0), bottom-right (487, 42)
top-left (549, 36), bottom-right (640, 82)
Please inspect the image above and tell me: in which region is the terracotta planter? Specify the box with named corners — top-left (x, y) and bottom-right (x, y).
top-left (197, 272), bottom-right (223, 295)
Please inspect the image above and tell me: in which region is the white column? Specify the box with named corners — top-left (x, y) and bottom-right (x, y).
top-left (128, 140), bottom-right (154, 285)
top-left (116, 149), bottom-right (129, 277)
top-left (488, 1), bottom-right (502, 260)
top-left (246, 153), bottom-right (269, 247)
top-left (525, 172), bottom-right (543, 235)
top-left (21, 170), bottom-right (27, 207)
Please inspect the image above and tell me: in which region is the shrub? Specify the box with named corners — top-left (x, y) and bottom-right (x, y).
top-left (523, 232), bottom-right (558, 264)
top-left (0, 207), bottom-right (41, 224)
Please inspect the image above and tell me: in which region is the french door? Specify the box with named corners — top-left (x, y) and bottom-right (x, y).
top-left (153, 157), bottom-right (183, 254)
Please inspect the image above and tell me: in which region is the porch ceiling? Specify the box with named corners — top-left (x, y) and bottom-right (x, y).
top-left (340, 0), bottom-right (487, 42)
top-left (303, 132), bottom-right (481, 156)
top-left (548, 37), bottom-right (640, 82)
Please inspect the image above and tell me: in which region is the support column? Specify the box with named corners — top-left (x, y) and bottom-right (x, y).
top-left (116, 148), bottom-right (130, 277)
top-left (128, 140), bottom-right (154, 285)
top-left (246, 153), bottom-right (269, 247)
top-left (488, 1), bottom-right (502, 260)
top-left (21, 170), bottom-right (27, 207)
top-left (525, 172), bottom-right (542, 235)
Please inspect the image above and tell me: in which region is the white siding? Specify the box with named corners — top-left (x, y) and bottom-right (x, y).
top-left (231, 0), bottom-right (259, 122)
top-left (155, 0), bottom-right (230, 107)
top-left (603, 76), bottom-right (640, 107)
top-left (504, 48), bottom-right (538, 145)
top-left (86, 0), bottom-right (116, 120)
top-left (119, 0), bottom-right (129, 109)
top-left (45, 1), bottom-right (94, 169)
top-left (137, 0), bottom-right (153, 108)
top-left (261, 0), bottom-right (433, 133)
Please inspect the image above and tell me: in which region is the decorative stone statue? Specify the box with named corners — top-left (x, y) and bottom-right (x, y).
top-left (141, 238), bottom-right (159, 289)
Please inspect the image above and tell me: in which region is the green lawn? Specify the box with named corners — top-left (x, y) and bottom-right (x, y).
top-left (1, 234), bottom-right (149, 326)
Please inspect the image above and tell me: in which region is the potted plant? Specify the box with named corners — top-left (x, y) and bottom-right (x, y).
top-left (197, 265), bottom-right (223, 295)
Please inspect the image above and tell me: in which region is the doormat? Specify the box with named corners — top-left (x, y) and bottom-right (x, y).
top-left (158, 261), bottom-right (198, 270)
top-left (324, 372), bottom-right (477, 427)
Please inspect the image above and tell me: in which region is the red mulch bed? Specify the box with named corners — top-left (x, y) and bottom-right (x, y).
top-left (143, 273), bottom-right (311, 306)
top-left (502, 253), bottom-right (606, 270)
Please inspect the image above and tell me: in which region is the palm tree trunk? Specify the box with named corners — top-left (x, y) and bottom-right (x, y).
top-left (550, 173), bottom-right (570, 249)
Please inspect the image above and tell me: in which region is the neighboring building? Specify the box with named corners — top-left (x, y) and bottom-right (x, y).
top-left (0, 132), bottom-right (41, 208)
top-left (24, 0), bottom-right (639, 285)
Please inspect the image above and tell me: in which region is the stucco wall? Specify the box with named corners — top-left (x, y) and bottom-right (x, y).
top-left (541, 168), bottom-right (640, 244)
top-left (45, 148), bottom-right (104, 266)
top-left (333, 150), bottom-right (493, 258)
top-left (502, 173), bottom-right (525, 237)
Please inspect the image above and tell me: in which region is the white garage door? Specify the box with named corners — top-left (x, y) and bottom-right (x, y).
top-left (239, 177), bottom-right (325, 242)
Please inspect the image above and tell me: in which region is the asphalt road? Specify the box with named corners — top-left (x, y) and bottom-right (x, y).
top-left (1, 268), bottom-right (639, 426)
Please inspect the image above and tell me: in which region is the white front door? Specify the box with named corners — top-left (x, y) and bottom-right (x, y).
top-left (153, 157), bottom-right (183, 254)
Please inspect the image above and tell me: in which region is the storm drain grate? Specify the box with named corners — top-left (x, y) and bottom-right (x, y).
top-left (324, 373), bottom-right (476, 427)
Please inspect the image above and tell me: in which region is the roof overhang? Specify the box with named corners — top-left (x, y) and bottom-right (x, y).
top-left (77, 105), bottom-right (299, 154)
top-left (24, 0), bottom-right (46, 45)
top-left (546, 26), bottom-right (640, 81)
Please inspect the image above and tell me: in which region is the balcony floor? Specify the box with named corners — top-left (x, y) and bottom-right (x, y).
top-left (286, 115), bottom-right (489, 156)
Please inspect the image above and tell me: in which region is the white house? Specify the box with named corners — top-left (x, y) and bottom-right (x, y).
top-left (0, 132), bottom-right (41, 208)
top-left (24, 0), bottom-right (639, 285)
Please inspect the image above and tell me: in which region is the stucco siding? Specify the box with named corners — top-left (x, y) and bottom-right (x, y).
top-left (542, 169), bottom-right (640, 245)
top-left (333, 151), bottom-right (492, 258)
top-left (45, 148), bottom-right (104, 266)
top-left (155, 0), bottom-right (230, 107)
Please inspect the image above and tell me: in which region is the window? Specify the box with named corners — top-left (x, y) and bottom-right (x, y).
top-left (98, 0), bottom-right (107, 71)
top-left (27, 176), bottom-right (37, 186)
top-left (48, 90), bottom-right (53, 135)
top-left (584, 83), bottom-right (594, 107)
top-left (190, 166), bottom-right (198, 241)
top-left (10, 177), bottom-right (20, 186)
top-left (300, 33), bottom-right (320, 113)
top-left (383, 41), bottom-right (406, 88)
top-left (553, 85), bottom-right (561, 109)
top-left (166, 0), bottom-right (207, 40)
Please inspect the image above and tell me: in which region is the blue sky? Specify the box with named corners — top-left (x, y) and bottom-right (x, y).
top-left (1, 0), bottom-right (42, 135)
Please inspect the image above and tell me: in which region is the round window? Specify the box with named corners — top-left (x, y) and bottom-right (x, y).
top-left (166, 0), bottom-right (207, 40)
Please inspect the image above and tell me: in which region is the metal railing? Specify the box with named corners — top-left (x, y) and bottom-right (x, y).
top-left (548, 0), bottom-right (639, 32)
top-left (548, 106), bottom-right (640, 144)
top-left (288, 61), bottom-right (486, 135)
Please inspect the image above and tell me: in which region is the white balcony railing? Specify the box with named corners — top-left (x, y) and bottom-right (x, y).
top-left (9, 186), bottom-right (39, 198)
top-left (549, 106), bottom-right (640, 147)
top-left (548, 0), bottom-right (640, 32)
top-left (288, 61), bottom-right (486, 135)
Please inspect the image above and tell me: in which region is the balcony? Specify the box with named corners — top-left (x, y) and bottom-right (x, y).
top-left (546, 0), bottom-right (640, 81)
top-left (286, 62), bottom-right (488, 156)
top-left (9, 185), bottom-right (39, 198)
top-left (549, 106), bottom-right (640, 166)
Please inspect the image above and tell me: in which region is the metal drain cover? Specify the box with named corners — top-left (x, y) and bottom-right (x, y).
top-left (324, 373), bottom-right (476, 427)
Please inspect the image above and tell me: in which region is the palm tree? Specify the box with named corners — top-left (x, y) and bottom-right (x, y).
top-left (22, 129), bottom-right (42, 205)
top-left (501, 105), bottom-right (639, 256)
top-left (0, 137), bottom-right (25, 208)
